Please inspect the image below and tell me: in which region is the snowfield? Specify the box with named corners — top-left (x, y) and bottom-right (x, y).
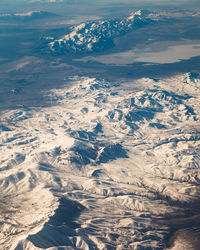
top-left (0, 72), bottom-right (200, 249)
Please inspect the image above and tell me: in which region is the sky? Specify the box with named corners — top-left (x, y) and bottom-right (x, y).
top-left (1, 0), bottom-right (200, 6)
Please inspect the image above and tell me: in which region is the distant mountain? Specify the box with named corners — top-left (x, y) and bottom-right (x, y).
top-left (31, 0), bottom-right (64, 2)
top-left (0, 11), bottom-right (57, 21)
top-left (49, 10), bottom-right (158, 54)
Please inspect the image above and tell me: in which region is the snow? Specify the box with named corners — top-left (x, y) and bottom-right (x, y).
top-left (14, 11), bottom-right (41, 17)
top-left (0, 72), bottom-right (199, 249)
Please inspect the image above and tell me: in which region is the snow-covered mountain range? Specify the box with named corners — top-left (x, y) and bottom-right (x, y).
top-left (48, 9), bottom-right (200, 54)
top-left (0, 72), bottom-right (199, 249)
top-left (49, 10), bottom-right (158, 53)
